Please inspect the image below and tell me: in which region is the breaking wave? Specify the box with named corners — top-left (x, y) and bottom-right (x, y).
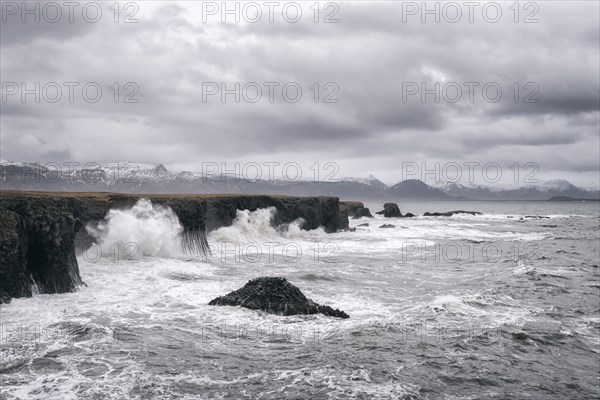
top-left (86, 198), bottom-right (184, 258)
top-left (208, 207), bottom-right (307, 243)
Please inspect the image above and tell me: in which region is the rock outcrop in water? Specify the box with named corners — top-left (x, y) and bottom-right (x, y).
top-left (208, 277), bottom-right (349, 318)
top-left (339, 201), bottom-right (373, 219)
top-left (375, 202), bottom-right (402, 217)
top-left (0, 191), bottom-right (348, 304)
top-left (379, 224), bottom-right (396, 228)
top-left (351, 207), bottom-right (373, 219)
top-left (423, 210), bottom-right (482, 217)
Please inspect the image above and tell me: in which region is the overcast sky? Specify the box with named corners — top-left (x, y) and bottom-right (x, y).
top-left (1, 1), bottom-right (599, 187)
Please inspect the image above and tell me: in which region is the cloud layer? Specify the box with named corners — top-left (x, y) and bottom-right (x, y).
top-left (1, 1), bottom-right (599, 187)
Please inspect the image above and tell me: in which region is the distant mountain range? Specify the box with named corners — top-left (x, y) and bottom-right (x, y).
top-left (1, 160), bottom-right (598, 201)
top-left (434, 179), bottom-right (600, 201)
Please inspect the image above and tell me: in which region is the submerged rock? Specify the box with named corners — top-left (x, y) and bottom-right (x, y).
top-left (351, 207), bottom-right (373, 219)
top-left (379, 224), bottom-right (396, 228)
top-left (208, 277), bottom-right (349, 318)
top-left (375, 203), bottom-right (402, 217)
top-left (423, 210), bottom-right (482, 217)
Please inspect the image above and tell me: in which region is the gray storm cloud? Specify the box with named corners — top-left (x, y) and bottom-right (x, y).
top-left (0, 1), bottom-right (598, 187)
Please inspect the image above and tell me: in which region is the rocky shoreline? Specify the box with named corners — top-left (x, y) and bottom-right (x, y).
top-left (0, 193), bottom-right (485, 306)
top-left (0, 191), bottom-right (350, 304)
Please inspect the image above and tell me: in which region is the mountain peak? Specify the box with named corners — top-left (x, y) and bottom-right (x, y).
top-left (542, 179), bottom-right (574, 188)
top-left (338, 175), bottom-right (388, 189)
top-left (389, 179), bottom-right (451, 199)
top-left (392, 179), bottom-right (430, 188)
top-left (153, 164), bottom-right (170, 175)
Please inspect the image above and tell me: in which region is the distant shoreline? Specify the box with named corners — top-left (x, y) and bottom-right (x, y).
top-left (1, 189), bottom-right (598, 202)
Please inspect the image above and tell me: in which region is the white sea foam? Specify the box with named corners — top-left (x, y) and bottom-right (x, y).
top-left (208, 207), bottom-right (280, 243)
top-left (208, 207), bottom-right (321, 244)
top-left (350, 216), bottom-right (547, 242)
top-left (512, 260), bottom-right (536, 276)
top-left (85, 198), bottom-right (184, 259)
top-left (1, 201), bottom-right (597, 399)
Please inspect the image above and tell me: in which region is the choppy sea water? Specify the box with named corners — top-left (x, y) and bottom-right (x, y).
top-left (1, 200), bottom-right (599, 399)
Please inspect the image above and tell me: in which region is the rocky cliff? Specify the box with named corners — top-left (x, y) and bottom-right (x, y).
top-left (0, 191), bottom-right (348, 304)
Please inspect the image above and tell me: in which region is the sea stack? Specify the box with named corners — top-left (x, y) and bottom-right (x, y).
top-left (208, 277), bottom-right (349, 318)
top-left (375, 202), bottom-right (402, 217)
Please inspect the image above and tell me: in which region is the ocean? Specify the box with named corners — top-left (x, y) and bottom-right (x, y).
top-left (1, 200), bottom-right (599, 399)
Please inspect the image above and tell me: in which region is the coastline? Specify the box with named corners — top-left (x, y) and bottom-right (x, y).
top-left (0, 190), bottom-right (351, 304)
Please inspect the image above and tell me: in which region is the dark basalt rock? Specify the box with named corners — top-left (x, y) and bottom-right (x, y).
top-left (375, 203), bottom-right (402, 218)
top-left (357, 223), bottom-right (369, 227)
top-left (0, 201), bottom-right (82, 303)
top-left (340, 202), bottom-right (373, 220)
top-left (379, 224), bottom-right (396, 228)
top-left (403, 212), bottom-right (416, 218)
top-left (0, 192), bottom-right (349, 304)
top-left (0, 210), bottom-right (29, 303)
top-left (205, 196), bottom-right (344, 233)
top-left (208, 277), bottom-right (349, 318)
top-left (351, 207), bottom-right (373, 219)
top-left (423, 210), bottom-right (482, 217)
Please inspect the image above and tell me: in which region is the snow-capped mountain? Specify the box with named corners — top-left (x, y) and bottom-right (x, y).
top-left (95, 162), bottom-right (172, 180)
top-left (535, 179), bottom-right (580, 192)
top-left (436, 179), bottom-right (596, 200)
top-left (338, 174), bottom-right (389, 190)
top-left (1, 160), bottom-right (598, 200)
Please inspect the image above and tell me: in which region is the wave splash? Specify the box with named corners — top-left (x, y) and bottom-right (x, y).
top-left (86, 198), bottom-right (184, 259)
top-left (209, 207), bottom-right (307, 243)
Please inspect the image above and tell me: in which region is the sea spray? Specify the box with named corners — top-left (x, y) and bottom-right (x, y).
top-left (208, 207), bottom-right (308, 243)
top-left (205, 207), bottom-right (328, 263)
top-left (86, 198), bottom-right (184, 259)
